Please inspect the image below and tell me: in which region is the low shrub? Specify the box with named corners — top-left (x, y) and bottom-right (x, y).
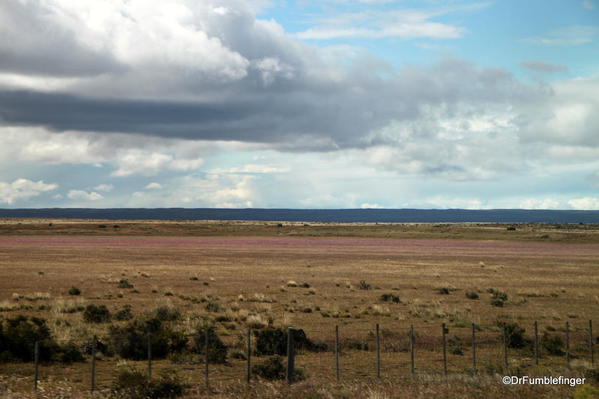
top-left (118, 279), bottom-right (134, 289)
top-left (465, 291), bottom-right (479, 299)
top-left (190, 324), bottom-right (227, 364)
top-left (205, 302), bottom-right (222, 313)
top-left (152, 306), bottom-right (180, 322)
top-left (113, 366), bottom-right (185, 399)
top-left (0, 315), bottom-right (52, 362)
top-left (346, 340), bottom-right (369, 351)
top-left (68, 287), bottom-right (81, 296)
top-left (55, 342), bottom-right (85, 363)
top-left (114, 305), bottom-right (134, 321)
top-left (448, 336), bottom-right (464, 355)
top-left (254, 327), bottom-right (327, 356)
top-left (83, 338), bottom-right (110, 356)
top-left (584, 368), bottom-right (599, 383)
top-left (541, 332), bottom-right (565, 356)
top-left (108, 317), bottom-right (187, 360)
top-left (574, 384), bottom-right (599, 399)
top-left (497, 321), bottom-right (529, 349)
top-left (379, 293), bottom-right (400, 303)
top-left (0, 315), bottom-right (84, 363)
top-left (252, 356), bottom-right (286, 380)
top-left (490, 290), bottom-right (508, 307)
top-left (358, 281), bottom-right (372, 290)
top-left (83, 304), bottom-right (111, 323)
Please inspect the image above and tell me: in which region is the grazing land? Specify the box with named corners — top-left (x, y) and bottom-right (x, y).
top-left (1, 219), bottom-right (599, 398)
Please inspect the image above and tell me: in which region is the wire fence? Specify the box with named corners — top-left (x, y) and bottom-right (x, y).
top-left (0, 319), bottom-right (595, 394)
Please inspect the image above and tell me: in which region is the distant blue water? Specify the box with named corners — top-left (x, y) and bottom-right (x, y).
top-left (0, 208), bottom-right (598, 223)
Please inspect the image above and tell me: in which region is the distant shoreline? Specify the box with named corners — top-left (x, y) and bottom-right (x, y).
top-left (0, 208), bottom-right (598, 223)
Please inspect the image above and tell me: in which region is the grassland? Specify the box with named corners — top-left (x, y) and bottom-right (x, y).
top-left (0, 219), bottom-right (598, 398)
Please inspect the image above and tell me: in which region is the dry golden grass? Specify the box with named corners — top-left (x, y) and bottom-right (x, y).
top-left (2, 218), bottom-right (599, 243)
top-left (1, 219), bottom-right (599, 397)
top-left (0, 374), bottom-right (594, 399)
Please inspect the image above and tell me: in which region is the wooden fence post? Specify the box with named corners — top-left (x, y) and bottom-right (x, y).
top-left (566, 321), bottom-right (570, 368)
top-left (442, 323), bottom-right (448, 376)
top-left (590, 320), bottom-right (595, 367)
top-left (376, 324), bottom-right (381, 378)
top-left (410, 325), bottom-right (415, 376)
top-left (205, 329), bottom-right (209, 390)
top-left (503, 325), bottom-right (508, 371)
top-left (246, 327), bottom-right (251, 384)
top-left (91, 336), bottom-right (97, 392)
top-left (33, 341), bottom-right (39, 392)
top-left (147, 332), bottom-right (152, 380)
top-left (286, 327), bottom-right (295, 384)
top-left (471, 323), bottom-right (476, 372)
top-left (335, 325), bottom-right (340, 382)
top-left (534, 321), bottom-right (539, 366)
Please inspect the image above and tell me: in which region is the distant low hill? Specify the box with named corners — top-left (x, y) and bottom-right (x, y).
top-left (0, 208), bottom-right (598, 223)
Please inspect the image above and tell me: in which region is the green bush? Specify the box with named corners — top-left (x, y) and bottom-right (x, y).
top-left (68, 286), bottom-right (81, 296)
top-left (114, 305), bottom-right (134, 321)
top-left (346, 340), bottom-right (369, 351)
top-left (255, 328), bottom-right (286, 355)
top-left (497, 321), bottom-right (529, 348)
top-left (252, 356), bottom-right (286, 380)
top-left (541, 333), bottom-right (565, 356)
top-left (584, 368), bottom-right (599, 383)
top-left (465, 291), bottom-right (479, 300)
top-left (152, 306), bottom-right (180, 322)
top-left (205, 302), bottom-right (222, 313)
top-left (448, 336), bottom-right (464, 355)
top-left (113, 366), bottom-right (185, 399)
top-left (251, 356), bottom-right (306, 382)
top-left (55, 342), bottom-right (85, 363)
top-left (0, 315), bottom-right (53, 362)
top-left (118, 279), bottom-right (134, 289)
top-left (254, 327), bottom-right (327, 356)
top-left (108, 318), bottom-right (187, 360)
top-left (83, 338), bottom-right (110, 357)
top-left (574, 384), bottom-right (599, 399)
top-left (379, 293), bottom-right (400, 303)
top-left (83, 304), bottom-right (111, 323)
top-left (190, 324), bottom-right (227, 364)
top-left (490, 291), bottom-right (508, 307)
top-left (0, 316), bottom-right (83, 363)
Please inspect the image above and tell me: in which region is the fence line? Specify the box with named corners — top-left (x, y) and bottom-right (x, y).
top-left (11, 319), bottom-right (597, 394)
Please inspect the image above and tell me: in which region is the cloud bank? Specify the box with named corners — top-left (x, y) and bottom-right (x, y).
top-left (0, 0), bottom-right (597, 209)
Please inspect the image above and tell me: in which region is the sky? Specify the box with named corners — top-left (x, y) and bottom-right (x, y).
top-left (0, 0), bottom-right (598, 209)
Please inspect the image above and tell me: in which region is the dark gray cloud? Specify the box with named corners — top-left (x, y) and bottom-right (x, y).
top-left (0, 0), bottom-right (556, 153)
top-left (0, 0), bottom-right (595, 188)
top-left (520, 60), bottom-right (568, 73)
top-left (0, 58), bottom-right (550, 151)
top-left (0, 1), bottom-right (124, 77)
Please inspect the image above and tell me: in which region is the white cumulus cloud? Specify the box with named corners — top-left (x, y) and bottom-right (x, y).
top-left (145, 182), bottom-right (163, 190)
top-left (0, 178), bottom-right (58, 204)
top-left (67, 190), bottom-right (103, 201)
top-left (519, 198), bottom-right (562, 210)
top-left (94, 184), bottom-right (114, 192)
top-left (568, 197), bottom-right (599, 210)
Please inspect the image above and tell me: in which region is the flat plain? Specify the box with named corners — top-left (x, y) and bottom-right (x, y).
top-left (1, 219), bottom-right (598, 398)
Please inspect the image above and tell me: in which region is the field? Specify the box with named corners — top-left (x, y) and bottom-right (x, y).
top-left (1, 219), bottom-right (599, 398)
